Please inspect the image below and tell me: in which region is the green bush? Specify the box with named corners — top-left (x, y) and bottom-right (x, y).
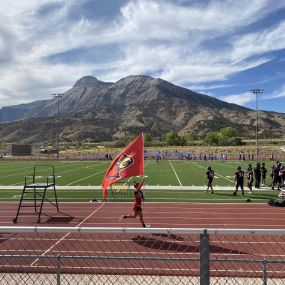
top-left (204, 127), bottom-right (242, 146)
top-left (163, 132), bottom-right (187, 146)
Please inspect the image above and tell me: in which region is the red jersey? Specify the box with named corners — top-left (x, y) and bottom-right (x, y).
top-left (247, 170), bottom-right (254, 183)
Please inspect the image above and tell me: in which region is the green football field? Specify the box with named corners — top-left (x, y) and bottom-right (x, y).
top-left (0, 159), bottom-right (279, 203)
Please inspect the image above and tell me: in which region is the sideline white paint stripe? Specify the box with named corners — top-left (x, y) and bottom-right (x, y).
top-left (0, 185), bottom-right (272, 190)
top-left (30, 203), bottom-right (105, 266)
top-left (169, 161), bottom-right (182, 186)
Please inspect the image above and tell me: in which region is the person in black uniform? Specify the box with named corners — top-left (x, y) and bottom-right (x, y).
top-left (233, 166), bottom-right (245, 196)
top-left (261, 162), bottom-right (268, 186)
top-left (272, 162), bottom-right (282, 190)
top-left (254, 162), bottom-right (261, 189)
top-left (205, 166), bottom-right (214, 194)
top-left (279, 164), bottom-right (285, 187)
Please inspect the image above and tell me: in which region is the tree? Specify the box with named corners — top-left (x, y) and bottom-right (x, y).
top-left (185, 132), bottom-right (198, 141)
top-left (220, 127), bottom-right (237, 138)
top-left (205, 132), bottom-right (220, 145)
top-left (204, 127), bottom-right (241, 146)
top-left (164, 132), bottom-right (186, 146)
top-left (143, 133), bottom-right (152, 143)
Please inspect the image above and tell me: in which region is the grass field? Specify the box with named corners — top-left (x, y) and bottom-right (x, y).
top-left (0, 159), bottom-right (280, 203)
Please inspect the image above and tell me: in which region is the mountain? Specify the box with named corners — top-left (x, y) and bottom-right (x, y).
top-left (0, 100), bottom-right (48, 122)
top-left (0, 75), bottom-right (284, 143)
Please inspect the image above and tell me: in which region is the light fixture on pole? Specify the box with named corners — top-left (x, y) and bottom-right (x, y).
top-left (250, 88), bottom-right (264, 159)
top-left (52, 93), bottom-right (64, 158)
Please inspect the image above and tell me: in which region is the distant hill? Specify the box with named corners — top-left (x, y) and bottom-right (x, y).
top-left (0, 75), bottom-right (284, 143)
top-left (0, 100), bottom-right (48, 122)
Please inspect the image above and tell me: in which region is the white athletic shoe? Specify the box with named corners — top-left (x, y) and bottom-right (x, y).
top-left (143, 224), bottom-right (151, 228)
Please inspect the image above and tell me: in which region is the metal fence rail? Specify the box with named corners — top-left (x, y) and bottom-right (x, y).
top-left (0, 227), bottom-right (284, 284)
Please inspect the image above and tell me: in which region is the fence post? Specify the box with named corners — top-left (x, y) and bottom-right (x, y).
top-left (56, 255), bottom-right (61, 285)
top-left (200, 229), bottom-right (210, 285)
top-left (263, 259), bottom-right (267, 285)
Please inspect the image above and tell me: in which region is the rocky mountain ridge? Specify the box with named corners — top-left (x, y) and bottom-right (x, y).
top-left (0, 75), bottom-right (284, 143)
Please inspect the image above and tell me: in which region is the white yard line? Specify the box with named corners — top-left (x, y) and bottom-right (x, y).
top-left (194, 162), bottom-right (234, 184)
top-left (66, 160), bottom-right (151, 186)
top-left (169, 161), bottom-right (182, 186)
top-left (67, 169), bottom-right (106, 185)
top-left (211, 160), bottom-right (237, 169)
top-left (10, 161), bottom-right (98, 186)
top-left (30, 203), bottom-right (105, 266)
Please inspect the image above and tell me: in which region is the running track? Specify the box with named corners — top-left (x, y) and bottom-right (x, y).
top-left (0, 202), bottom-right (284, 228)
top-left (0, 202), bottom-right (285, 278)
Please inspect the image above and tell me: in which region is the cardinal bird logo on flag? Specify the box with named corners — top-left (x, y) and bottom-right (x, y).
top-left (107, 153), bottom-right (134, 179)
top-left (102, 133), bottom-right (144, 199)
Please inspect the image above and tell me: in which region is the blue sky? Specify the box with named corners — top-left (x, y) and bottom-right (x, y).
top-left (0, 0), bottom-right (285, 113)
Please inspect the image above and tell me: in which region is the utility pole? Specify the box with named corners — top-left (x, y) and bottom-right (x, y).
top-left (52, 93), bottom-right (64, 158)
top-left (250, 89), bottom-right (264, 159)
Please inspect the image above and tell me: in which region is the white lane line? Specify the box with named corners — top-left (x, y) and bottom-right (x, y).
top-left (169, 161), bottom-right (182, 186)
top-left (30, 203), bottom-right (105, 266)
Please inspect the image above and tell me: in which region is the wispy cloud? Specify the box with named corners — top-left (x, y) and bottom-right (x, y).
top-left (221, 85), bottom-right (285, 106)
top-left (0, 0), bottom-right (285, 108)
top-left (230, 21), bottom-right (285, 63)
top-left (186, 83), bottom-right (235, 91)
top-left (220, 92), bottom-right (255, 106)
top-left (265, 85), bottom-right (285, 99)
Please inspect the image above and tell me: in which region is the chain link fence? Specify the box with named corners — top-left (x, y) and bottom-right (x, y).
top-left (0, 227), bottom-right (284, 284)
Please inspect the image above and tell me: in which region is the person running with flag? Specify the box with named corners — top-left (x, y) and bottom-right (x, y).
top-left (120, 179), bottom-right (150, 228)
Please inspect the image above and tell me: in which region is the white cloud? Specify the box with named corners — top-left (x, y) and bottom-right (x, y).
top-left (230, 21), bottom-right (285, 63)
top-left (265, 85), bottom-right (285, 99)
top-left (102, 0), bottom-right (285, 84)
top-left (186, 83), bottom-right (235, 91)
top-left (220, 92), bottom-right (254, 106)
top-left (0, 0), bottom-right (285, 107)
top-left (221, 86), bottom-right (285, 107)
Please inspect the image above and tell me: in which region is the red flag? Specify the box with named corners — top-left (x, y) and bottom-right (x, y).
top-left (102, 133), bottom-right (144, 199)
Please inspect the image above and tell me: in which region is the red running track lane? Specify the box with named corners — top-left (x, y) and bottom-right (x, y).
top-left (0, 202), bottom-right (285, 278)
top-left (0, 202), bottom-right (285, 228)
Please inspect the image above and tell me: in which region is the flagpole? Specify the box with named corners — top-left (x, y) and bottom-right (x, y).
top-left (142, 132), bottom-right (145, 175)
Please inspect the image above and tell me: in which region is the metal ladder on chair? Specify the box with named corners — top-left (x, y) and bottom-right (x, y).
top-left (13, 165), bottom-right (59, 223)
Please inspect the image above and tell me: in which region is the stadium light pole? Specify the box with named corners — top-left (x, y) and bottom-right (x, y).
top-left (52, 93), bottom-right (64, 158)
top-left (250, 89), bottom-right (264, 159)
